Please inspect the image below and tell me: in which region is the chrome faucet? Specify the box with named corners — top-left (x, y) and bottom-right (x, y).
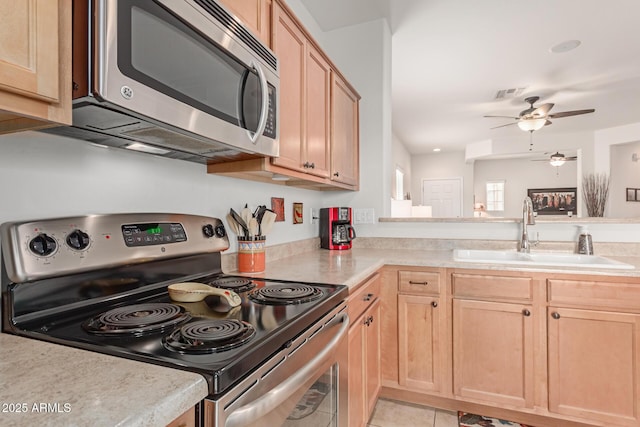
top-left (519, 196), bottom-right (537, 253)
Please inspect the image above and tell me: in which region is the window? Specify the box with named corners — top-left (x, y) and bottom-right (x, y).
top-left (395, 167), bottom-right (404, 200)
top-left (486, 181), bottom-right (505, 211)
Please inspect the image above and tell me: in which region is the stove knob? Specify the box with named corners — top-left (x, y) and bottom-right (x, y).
top-left (29, 234), bottom-right (57, 256)
top-left (214, 225), bottom-right (227, 238)
top-left (202, 224), bottom-right (215, 238)
top-left (66, 229), bottom-right (90, 250)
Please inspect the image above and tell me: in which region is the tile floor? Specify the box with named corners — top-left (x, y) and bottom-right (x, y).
top-left (368, 399), bottom-right (458, 427)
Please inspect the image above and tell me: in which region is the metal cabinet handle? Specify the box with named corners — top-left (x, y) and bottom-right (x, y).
top-left (522, 309), bottom-right (531, 317)
top-left (333, 171), bottom-right (340, 177)
top-left (409, 281), bottom-right (428, 285)
top-left (431, 301), bottom-right (438, 308)
top-left (363, 293), bottom-right (374, 301)
top-left (551, 312), bottom-right (561, 319)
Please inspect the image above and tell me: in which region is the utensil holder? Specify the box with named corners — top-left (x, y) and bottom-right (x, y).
top-left (237, 237), bottom-right (266, 273)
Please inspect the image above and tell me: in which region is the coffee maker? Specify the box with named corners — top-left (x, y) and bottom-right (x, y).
top-left (320, 207), bottom-right (357, 250)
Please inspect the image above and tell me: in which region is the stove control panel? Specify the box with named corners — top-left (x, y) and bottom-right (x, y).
top-left (122, 223), bottom-right (187, 247)
top-left (1, 213), bottom-right (230, 283)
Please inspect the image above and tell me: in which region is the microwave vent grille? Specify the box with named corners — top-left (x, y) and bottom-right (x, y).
top-left (194, 0), bottom-right (277, 71)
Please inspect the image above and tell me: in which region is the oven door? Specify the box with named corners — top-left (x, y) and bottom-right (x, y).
top-left (205, 305), bottom-right (349, 427)
top-left (95, 0), bottom-right (278, 153)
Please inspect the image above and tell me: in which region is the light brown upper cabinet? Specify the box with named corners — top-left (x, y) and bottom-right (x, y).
top-left (207, 0), bottom-right (360, 190)
top-left (216, 0), bottom-right (272, 45)
top-left (0, 0), bottom-right (71, 133)
top-left (331, 74), bottom-right (359, 187)
top-left (270, 2), bottom-right (331, 179)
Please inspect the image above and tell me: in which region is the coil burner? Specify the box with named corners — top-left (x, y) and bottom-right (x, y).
top-left (83, 303), bottom-right (191, 336)
top-left (208, 277), bottom-right (256, 293)
top-left (249, 284), bottom-right (323, 305)
top-left (163, 319), bottom-right (256, 354)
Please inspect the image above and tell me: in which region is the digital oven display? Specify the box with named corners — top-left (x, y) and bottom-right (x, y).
top-left (121, 223), bottom-right (187, 247)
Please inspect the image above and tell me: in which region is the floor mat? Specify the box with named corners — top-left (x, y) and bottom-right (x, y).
top-left (458, 411), bottom-right (534, 427)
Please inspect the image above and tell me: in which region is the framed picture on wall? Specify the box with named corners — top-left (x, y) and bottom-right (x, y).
top-left (527, 187), bottom-right (577, 215)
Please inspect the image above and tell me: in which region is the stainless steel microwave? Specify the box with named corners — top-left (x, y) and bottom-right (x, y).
top-left (47, 0), bottom-right (279, 163)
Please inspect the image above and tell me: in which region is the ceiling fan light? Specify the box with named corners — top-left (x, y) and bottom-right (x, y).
top-left (517, 118), bottom-right (547, 132)
top-left (550, 158), bottom-right (566, 167)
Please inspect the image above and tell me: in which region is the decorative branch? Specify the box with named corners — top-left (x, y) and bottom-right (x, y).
top-left (581, 173), bottom-right (610, 217)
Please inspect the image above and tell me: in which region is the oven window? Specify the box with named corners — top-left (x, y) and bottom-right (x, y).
top-left (117, 0), bottom-right (264, 133)
top-left (283, 368), bottom-right (338, 426)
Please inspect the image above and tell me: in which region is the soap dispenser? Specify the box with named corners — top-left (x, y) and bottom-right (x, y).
top-left (577, 226), bottom-right (594, 255)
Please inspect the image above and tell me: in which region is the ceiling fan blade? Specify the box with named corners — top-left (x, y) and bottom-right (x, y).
top-left (531, 103), bottom-right (554, 117)
top-left (567, 156), bottom-right (578, 160)
top-left (544, 119), bottom-right (552, 126)
top-left (490, 122), bottom-right (518, 129)
top-left (548, 109), bottom-right (595, 118)
top-left (484, 115), bottom-right (519, 119)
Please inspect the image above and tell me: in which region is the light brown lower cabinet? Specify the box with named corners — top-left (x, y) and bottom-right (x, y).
top-left (452, 299), bottom-right (534, 408)
top-left (348, 272), bottom-right (381, 427)
top-left (547, 278), bottom-right (640, 427)
top-left (396, 268), bottom-right (446, 394)
top-left (166, 405), bottom-right (195, 427)
top-left (379, 268), bottom-right (640, 427)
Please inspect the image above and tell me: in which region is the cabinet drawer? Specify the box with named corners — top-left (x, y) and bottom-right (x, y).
top-left (452, 273), bottom-right (533, 301)
top-left (548, 279), bottom-right (640, 310)
top-left (398, 270), bottom-right (441, 295)
top-left (348, 272), bottom-right (381, 322)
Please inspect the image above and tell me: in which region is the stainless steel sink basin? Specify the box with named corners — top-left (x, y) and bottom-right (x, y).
top-left (453, 249), bottom-right (635, 270)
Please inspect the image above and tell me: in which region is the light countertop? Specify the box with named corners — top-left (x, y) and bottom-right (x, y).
top-left (0, 333), bottom-right (208, 427)
top-left (2, 247), bottom-right (639, 426)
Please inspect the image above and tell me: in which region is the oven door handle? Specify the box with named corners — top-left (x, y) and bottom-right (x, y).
top-left (225, 312), bottom-right (349, 427)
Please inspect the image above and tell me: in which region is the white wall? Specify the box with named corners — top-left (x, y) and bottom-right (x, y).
top-left (473, 157), bottom-right (578, 218)
top-left (392, 133), bottom-right (411, 199)
top-left (410, 151), bottom-right (475, 216)
top-left (0, 131), bottom-right (323, 251)
top-left (610, 141), bottom-right (640, 218)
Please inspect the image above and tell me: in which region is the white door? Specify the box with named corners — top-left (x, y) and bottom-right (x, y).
top-left (422, 178), bottom-right (463, 217)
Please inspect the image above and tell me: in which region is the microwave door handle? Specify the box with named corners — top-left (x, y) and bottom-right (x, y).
top-left (224, 313), bottom-right (349, 427)
top-left (247, 61), bottom-right (269, 144)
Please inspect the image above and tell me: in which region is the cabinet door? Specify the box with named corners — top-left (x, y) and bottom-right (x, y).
top-left (270, 3), bottom-right (304, 171)
top-left (0, 0), bottom-right (71, 130)
top-left (216, 0), bottom-right (271, 45)
top-left (348, 317), bottom-right (366, 427)
top-left (452, 299), bottom-right (534, 408)
top-left (365, 299), bottom-right (381, 416)
top-left (304, 44), bottom-right (331, 178)
top-left (398, 294), bottom-right (442, 393)
top-left (548, 307), bottom-right (640, 427)
top-left (330, 74), bottom-right (359, 187)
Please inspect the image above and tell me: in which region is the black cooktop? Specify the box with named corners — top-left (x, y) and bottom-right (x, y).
top-left (3, 255), bottom-right (347, 396)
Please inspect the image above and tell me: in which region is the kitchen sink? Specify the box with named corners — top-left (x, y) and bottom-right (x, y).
top-left (453, 249), bottom-right (635, 270)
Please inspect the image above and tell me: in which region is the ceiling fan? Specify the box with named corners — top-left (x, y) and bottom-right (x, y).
top-left (485, 96), bottom-right (595, 132)
top-left (531, 151), bottom-right (578, 167)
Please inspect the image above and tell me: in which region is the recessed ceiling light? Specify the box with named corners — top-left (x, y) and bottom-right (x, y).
top-left (550, 40), bottom-right (581, 54)
top-left (433, 148), bottom-right (441, 152)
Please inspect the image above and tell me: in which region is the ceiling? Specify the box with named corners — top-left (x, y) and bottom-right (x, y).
top-left (300, 0), bottom-right (640, 154)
